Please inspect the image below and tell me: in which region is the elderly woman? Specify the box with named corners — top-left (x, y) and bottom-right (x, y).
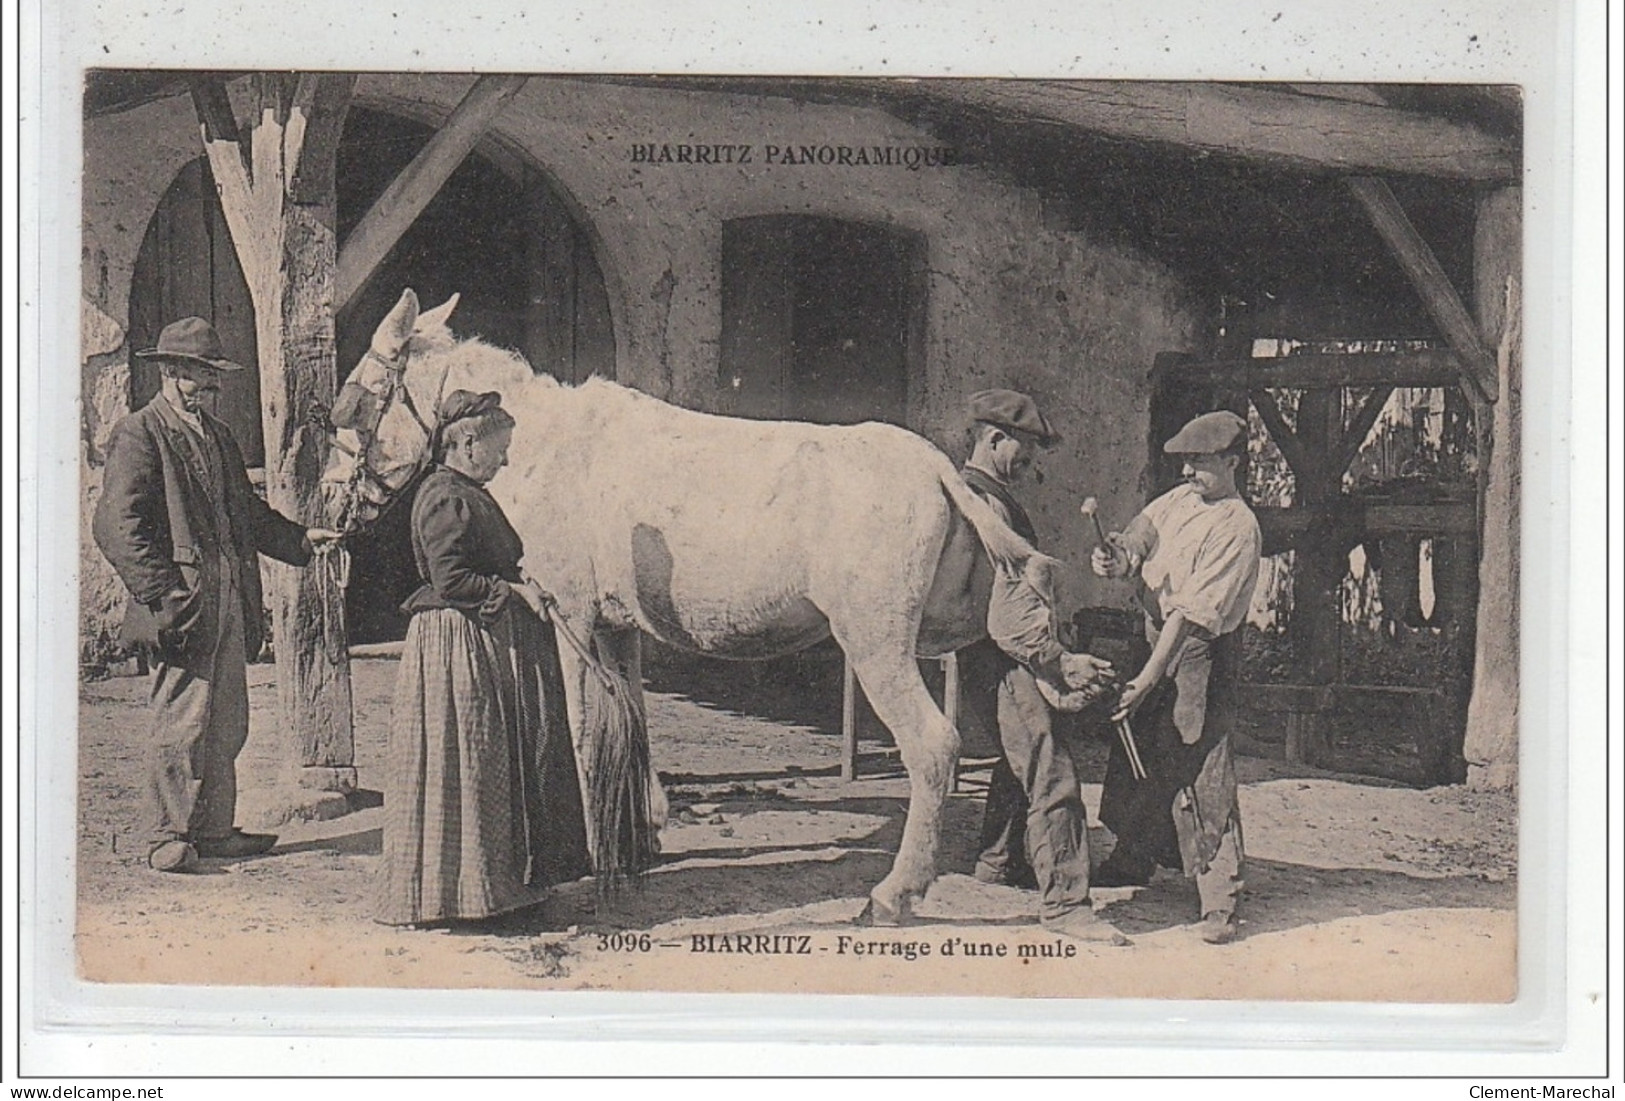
top-left (376, 389), bottom-right (590, 926)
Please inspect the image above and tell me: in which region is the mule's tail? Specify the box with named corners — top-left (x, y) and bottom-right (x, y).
top-left (582, 660), bottom-right (657, 895)
top-left (543, 596), bottom-right (657, 895)
top-left (934, 464), bottom-right (1038, 573)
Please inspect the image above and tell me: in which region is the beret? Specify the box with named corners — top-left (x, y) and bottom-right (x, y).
top-left (969, 388), bottom-right (1060, 446)
top-left (1163, 410), bottom-right (1247, 455)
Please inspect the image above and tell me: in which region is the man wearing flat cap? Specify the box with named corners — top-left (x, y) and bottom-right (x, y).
top-left (958, 388), bottom-right (1126, 946)
top-left (93, 318), bottom-right (341, 874)
top-left (1090, 409), bottom-right (1262, 944)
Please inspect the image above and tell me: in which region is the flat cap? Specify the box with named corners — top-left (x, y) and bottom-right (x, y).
top-left (969, 388), bottom-right (1060, 446)
top-left (1163, 409), bottom-right (1247, 455)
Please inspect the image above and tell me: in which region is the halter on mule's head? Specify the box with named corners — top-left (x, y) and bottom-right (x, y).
top-left (319, 289), bottom-right (459, 534)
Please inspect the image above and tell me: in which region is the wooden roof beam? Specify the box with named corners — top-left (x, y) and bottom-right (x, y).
top-left (1155, 348), bottom-right (1465, 390)
top-left (892, 80), bottom-right (1517, 181)
top-left (335, 74), bottom-right (529, 311)
top-left (1248, 389), bottom-right (1318, 484)
top-left (187, 75), bottom-right (245, 171)
top-left (1345, 176), bottom-right (1500, 402)
top-left (1284, 84), bottom-right (1389, 107)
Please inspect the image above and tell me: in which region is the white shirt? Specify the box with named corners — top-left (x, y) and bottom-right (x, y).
top-left (1125, 483), bottom-right (1262, 637)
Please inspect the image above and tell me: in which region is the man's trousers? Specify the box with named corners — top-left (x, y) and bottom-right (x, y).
top-left (962, 641), bottom-right (1094, 921)
top-left (146, 563), bottom-right (250, 850)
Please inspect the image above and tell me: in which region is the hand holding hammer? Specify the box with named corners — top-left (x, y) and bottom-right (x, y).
top-left (1083, 496), bottom-right (1131, 579)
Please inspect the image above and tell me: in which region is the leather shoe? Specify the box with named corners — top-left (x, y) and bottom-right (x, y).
top-left (1041, 908), bottom-right (1131, 947)
top-left (148, 840), bottom-right (198, 873)
top-left (1199, 910), bottom-right (1240, 945)
top-left (193, 829), bottom-right (278, 859)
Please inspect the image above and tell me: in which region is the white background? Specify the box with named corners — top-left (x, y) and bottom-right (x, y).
top-left (5, 0), bottom-right (1619, 1090)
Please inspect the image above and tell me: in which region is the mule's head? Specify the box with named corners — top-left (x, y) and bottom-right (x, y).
top-left (320, 288), bottom-right (462, 533)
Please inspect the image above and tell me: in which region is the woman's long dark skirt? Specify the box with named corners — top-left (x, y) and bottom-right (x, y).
top-left (377, 606), bottom-right (590, 926)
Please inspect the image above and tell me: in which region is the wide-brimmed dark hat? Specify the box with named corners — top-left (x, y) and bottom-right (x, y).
top-left (134, 317), bottom-right (244, 372)
top-left (1164, 410), bottom-right (1247, 454)
top-left (969, 388), bottom-right (1060, 447)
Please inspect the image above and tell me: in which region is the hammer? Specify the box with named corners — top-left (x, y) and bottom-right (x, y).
top-left (1080, 496), bottom-right (1110, 548)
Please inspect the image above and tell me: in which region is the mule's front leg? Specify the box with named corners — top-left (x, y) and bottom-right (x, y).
top-left (848, 653), bottom-right (960, 925)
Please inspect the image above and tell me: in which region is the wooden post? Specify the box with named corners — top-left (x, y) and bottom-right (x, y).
top-left (1285, 388), bottom-right (1343, 766)
top-left (1463, 186), bottom-right (1521, 790)
top-left (841, 655), bottom-right (858, 782)
top-left (941, 652), bottom-right (960, 739)
top-left (193, 73), bottom-right (358, 795)
top-left (1283, 712), bottom-right (1311, 765)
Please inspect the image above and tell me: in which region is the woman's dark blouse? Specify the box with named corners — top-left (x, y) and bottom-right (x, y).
top-left (401, 466), bottom-right (523, 620)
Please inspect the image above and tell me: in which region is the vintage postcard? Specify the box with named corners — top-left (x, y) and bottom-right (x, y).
top-left (66, 68), bottom-right (1529, 1006)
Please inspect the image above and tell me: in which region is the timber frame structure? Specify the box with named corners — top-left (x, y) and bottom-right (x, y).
top-left (793, 80), bottom-right (1520, 787)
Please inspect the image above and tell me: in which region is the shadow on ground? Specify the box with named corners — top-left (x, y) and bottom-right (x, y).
top-left (281, 781), bottom-right (1514, 940)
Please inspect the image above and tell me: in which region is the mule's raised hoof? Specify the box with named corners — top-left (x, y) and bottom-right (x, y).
top-left (856, 895), bottom-right (914, 927)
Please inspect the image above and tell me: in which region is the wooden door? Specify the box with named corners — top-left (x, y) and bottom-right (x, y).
top-left (128, 158), bottom-right (264, 466)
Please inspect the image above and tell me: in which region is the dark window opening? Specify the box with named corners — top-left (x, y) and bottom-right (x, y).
top-left (720, 215), bottom-right (923, 427)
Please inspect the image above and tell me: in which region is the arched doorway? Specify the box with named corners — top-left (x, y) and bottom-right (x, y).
top-left (127, 105), bottom-right (616, 644)
top-left (127, 159), bottom-right (265, 465)
top-left (335, 107), bottom-right (616, 388)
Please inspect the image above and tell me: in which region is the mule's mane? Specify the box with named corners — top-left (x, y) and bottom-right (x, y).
top-left (407, 329), bottom-right (534, 397)
top-left (410, 329), bottom-right (666, 420)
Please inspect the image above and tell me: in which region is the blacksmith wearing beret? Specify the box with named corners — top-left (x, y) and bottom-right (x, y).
top-left (1162, 409), bottom-right (1247, 455)
top-left (1089, 406), bottom-right (1262, 944)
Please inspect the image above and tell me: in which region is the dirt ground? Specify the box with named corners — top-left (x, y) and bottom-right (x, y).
top-left (75, 653), bottom-right (1517, 1001)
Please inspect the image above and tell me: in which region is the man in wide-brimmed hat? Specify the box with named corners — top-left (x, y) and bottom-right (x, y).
top-left (956, 388), bottom-right (1127, 946)
top-left (93, 317), bottom-right (341, 873)
top-left (1090, 409), bottom-right (1262, 944)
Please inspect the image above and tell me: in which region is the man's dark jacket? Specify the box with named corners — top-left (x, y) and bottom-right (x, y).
top-left (92, 396), bottom-right (310, 658)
